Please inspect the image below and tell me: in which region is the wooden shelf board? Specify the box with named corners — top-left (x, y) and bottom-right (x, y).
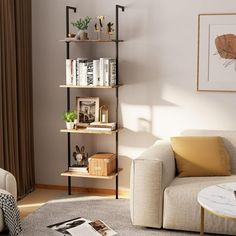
top-left (59, 85), bottom-right (122, 89)
top-left (61, 168), bottom-right (123, 179)
top-left (60, 128), bottom-right (122, 135)
top-left (60, 39), bottom-right (124, 43)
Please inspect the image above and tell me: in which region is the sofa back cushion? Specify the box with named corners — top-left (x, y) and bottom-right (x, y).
top-left (171, 136), bottom-right (231, 177)
top-left (181, 130), bottom-right (236, 174)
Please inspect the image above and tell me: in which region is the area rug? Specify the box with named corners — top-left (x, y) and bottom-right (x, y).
top-left (22, 198), bottom-right (211, 236)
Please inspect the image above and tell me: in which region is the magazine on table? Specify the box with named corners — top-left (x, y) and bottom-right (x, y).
top-left (47, 217), bottom-right (117, 236)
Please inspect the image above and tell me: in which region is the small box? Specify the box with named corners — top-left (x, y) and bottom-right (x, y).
top-left (88, 153), bottom-right (116, 176)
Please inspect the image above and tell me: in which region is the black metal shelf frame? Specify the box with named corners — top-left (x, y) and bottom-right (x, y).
top-left (64, 5), bottom-right (125, 199)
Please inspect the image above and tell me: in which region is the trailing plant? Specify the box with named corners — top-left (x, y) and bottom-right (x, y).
top-left (71, 16), bottom-right (92, 30)
top-left (63, 111), bottom-right (77, 122)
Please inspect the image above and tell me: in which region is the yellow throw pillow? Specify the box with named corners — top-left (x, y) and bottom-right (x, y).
top-left (170, 136), bottom-right (231, 177)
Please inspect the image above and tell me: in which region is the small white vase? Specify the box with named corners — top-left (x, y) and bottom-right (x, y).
top-left (66, 122), bottom-right (74, 130)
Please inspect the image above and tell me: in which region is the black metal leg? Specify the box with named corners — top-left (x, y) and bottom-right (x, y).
top-left (68, 176), bottom-right (71, 195)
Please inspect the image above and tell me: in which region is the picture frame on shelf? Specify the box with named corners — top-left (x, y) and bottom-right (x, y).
top-left (76, 97), bottom-right (99, 126)
top-left (197, 13), bottom-right (236, 92)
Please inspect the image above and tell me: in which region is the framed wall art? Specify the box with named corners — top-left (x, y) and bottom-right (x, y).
top-left (197, 13), bottom-right (236, 92)
top-left (76, 97), bottom-right (99, 126)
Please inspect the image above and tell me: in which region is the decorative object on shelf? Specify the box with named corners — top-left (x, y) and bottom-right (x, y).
top-left (88, 153), bottom-right (116, 176)
top-left (76, 97), bottom-right (99, 126)
top-left (197, 13), bottom-right (236, 92)
top-left (99, 105), bottom-right (109, 123)
top-left (63, 111), bottom-right (77, 129)
top-left (73, 145), bottom-right (89, 166)
top-left (87, 122), bottom-right (116, 131)
top-left (67, 33), bottom-right (76, 38)
top-left (72, 16), bottom-right (92, 40)
top-left (94, 23), bottom-right (100, 40)
top-left (94, 16), bottom-right (105, 40)
top-left (107, 22), bottom-right (114, 39)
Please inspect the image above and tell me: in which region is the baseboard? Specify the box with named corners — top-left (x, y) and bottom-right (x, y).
top-left (35, 184), bottom-right (129, 197)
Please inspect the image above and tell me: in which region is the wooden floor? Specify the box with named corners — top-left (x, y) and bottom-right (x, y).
top-left (17, 188), bottom-right (125, 219)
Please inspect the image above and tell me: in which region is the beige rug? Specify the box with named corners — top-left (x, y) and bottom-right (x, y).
top-left (21, 198), bottom-right (216, 236)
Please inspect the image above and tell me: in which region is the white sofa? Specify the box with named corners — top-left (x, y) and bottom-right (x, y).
top-left (0, 168), bottom-right (17, 232)
top-left (130, 130), bottom-right (236, 235)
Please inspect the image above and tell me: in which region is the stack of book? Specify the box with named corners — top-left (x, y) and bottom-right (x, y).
top-left (66, 58), bottom-right (116, 87)
top-left (86, 122), bottom-right (116, 131)
top-left (69, 165), bottom-right (88, 173)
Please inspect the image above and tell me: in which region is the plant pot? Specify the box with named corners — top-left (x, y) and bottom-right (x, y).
top-left (66, 122), bottom-right (75, 130)
top-left (76, 30), bottom-right (89, 40)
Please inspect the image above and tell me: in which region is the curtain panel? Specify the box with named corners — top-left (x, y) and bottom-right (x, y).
top-left (0, 0), bottom-right (35, 198)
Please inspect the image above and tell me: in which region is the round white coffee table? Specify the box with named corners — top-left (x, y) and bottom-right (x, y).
top-left (198, 182), bottom-right (236, 236)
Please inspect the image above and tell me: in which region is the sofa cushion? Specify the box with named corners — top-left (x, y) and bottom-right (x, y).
top-left (163, 175), bottom-right (236, 235)
top-left (181, 130), bottom-right (236, 174)
top-left (170, 136), bottom-right (231, 177)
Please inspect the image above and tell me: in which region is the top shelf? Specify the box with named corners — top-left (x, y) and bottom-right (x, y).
top-left (60, 38), bottom-right (124, 43)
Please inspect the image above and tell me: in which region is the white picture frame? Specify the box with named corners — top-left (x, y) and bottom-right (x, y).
top-left (197, 13), bottom-right (236, 92)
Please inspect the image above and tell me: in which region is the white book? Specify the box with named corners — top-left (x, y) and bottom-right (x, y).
top-left (87, 60), bottom-right (93, 85)
top-left (79, 60), bottom-right (88, 86)
top-left (76, 58), bottom-right (87, 85)
top-left (93, 60), bottom-right (100, 86)
top-left (99, 58), bottom-right (105, 86)
top-left (86, 127), bottom-right (115, 131)
top-left (72, 60), bottom-right (77, 86)
top-left (104, 58), bottom-right (110, 86)
top-left (109, 59), bottom-right (116, 86)
top-left (83, 62), bottom-right (88, 86)
top-left (69, 166), bottom-right (88, 173)
top-left (66, 59), bottom-right (72, 85)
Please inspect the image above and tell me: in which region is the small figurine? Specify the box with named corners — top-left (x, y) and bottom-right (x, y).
top-left (107, 22), bottom-right (114, 39)
top-left (73, 145), bottom-right (88, 166)
top-left (94, 22), bottom-right (100, 39)
top-left (94, 16), bottom-right (105, 40)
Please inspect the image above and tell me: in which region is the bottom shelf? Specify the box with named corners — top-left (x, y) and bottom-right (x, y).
top-left (61, 168), bottom-right (123, 180)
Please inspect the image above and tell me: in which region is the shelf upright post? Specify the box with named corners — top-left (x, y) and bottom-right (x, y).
top-left (115, 5), bottom-right (125, 199)
top-left (66, 6), bottom-right (76, 195)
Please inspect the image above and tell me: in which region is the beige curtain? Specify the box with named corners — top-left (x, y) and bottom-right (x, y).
top-left (0, 0), bottom-right (35, 198)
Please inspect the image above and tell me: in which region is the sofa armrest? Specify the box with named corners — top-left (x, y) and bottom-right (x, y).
top-left (0, 169), bottom-right (17, 200)
top-left (130, 140), bottom-right (175, 228)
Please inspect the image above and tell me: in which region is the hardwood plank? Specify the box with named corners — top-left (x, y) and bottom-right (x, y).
top-left (59, 85), bottom-right (122, 89)
top-left (61, 168), bottom-right (123, 179)
top-left (60, 38), bottom-right (124, 43)
top-left (60, 128), bottom-right (122, 135)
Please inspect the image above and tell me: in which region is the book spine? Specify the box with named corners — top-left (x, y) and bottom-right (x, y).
top-left (87, 60), bottom-right (93, 85)
top-left (72, 60), bottom-right (77, 86)
top-left (76, 59), bottom-right (80, 85)
top-left (83, 61), bottom-right (88, 86)
top-left (66, 59), bottom-right (72, 85)
top-left (109, 59), bottom-right (116, 86)
top-left (104, 59), bottom-right (110, 86)
top-left (99, 58), bottom-right (104, 86)
top-left (93, 60), bottom-right (100, 86)
top-left (79, 60), bottom-right (87, 86)
top-left (87, 127), bottom-right (114, 131)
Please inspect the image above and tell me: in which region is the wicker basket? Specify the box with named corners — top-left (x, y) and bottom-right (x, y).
top-left (88, 153), bottom-right (116, 176)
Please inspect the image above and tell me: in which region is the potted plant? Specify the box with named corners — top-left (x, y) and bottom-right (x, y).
top-left (63, 111), bottom-right (77, 129)
top-left (72, 16), bottom-right (92, 40)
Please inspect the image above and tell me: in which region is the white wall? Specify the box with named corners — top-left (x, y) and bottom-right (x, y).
top-left (32, 0), bottom-right (236, 192)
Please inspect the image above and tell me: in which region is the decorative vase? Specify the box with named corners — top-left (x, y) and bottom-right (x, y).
top-left (76, 30), bottom-right (89, 40)
top-left (66, 122), bottom-right (75, 130)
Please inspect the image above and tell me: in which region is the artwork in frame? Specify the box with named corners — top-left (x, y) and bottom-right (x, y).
top-left (76, 97), bottom-right (99, 126)
top-left (197, 13), bottom-right (236, 92)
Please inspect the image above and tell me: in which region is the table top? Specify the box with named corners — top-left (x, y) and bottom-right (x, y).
top-left (198, 182), bottom-right (236, 219)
